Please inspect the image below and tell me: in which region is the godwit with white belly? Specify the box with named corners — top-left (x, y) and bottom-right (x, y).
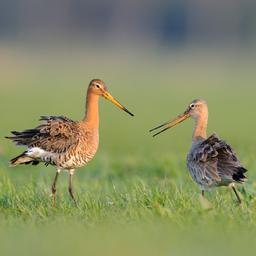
top-left (6, 79), bottom-right (134, 206)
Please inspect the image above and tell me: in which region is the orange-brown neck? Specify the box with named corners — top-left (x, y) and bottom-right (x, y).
top-left (83, 91), bottom-right (99, 128)
top-left (193, 113), bottom-right (208, 141)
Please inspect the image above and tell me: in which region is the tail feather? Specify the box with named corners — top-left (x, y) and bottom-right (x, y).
top-left (9, 152), bottom-right (38, 166)
top-left (232, 167), bottom-right (247, 183)
top-left (5, 128), bottom-right (39, 146)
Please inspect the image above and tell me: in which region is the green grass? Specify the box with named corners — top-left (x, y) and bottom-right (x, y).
top-left (0, 47), bottom-right (256, 255)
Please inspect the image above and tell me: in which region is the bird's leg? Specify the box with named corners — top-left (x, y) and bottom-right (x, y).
top-left (51, 170), bottom-right (60, 207)
top-left (199, 189), bottom-right (212, 210)
top-left (231, 184), bottom-right (242, 204)
top-left (68, 170), bottom-right (78, 207)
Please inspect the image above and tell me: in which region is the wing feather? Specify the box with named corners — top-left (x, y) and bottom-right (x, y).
top-left (188, 134), bottom-right (247, 187)
top-left (6, 116), bottom-right (80, 154)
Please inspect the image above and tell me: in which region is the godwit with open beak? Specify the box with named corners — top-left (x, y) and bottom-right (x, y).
top-left (150, 99), bottom-right (247, 204)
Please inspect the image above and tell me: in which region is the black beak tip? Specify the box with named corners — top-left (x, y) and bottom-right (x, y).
top-left (124, 108), bottom-right (134, 117)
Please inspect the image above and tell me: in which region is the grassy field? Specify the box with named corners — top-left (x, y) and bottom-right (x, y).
top-left (0, 46), bottom-right (256, 255)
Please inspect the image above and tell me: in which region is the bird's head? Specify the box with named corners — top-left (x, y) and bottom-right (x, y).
top-left (150, 99), bottom-right (208, 137)
top-left (185, 99), bottom-right (208, 120)
top-left (88, 79), bottom-right (108, 95)
top-left (88, 79), bottom-right (134, 116)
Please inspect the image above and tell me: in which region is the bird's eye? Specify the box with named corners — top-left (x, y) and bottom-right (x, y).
top-left (96, 84), bottom-right (101, 89)
top-left (190, 104), bottom-right (195, 109)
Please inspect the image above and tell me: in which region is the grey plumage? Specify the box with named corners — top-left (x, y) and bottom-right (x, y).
top-left (150, 99), bottom-right (247, 203)
top-left (187, 133), bottom-right (247, 190)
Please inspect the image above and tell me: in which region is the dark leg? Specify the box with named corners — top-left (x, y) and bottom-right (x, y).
top-left (231, 185), bottom-right (242, 204)
top-left (199, 189), bottom-right (212, 210)
top-left (68, 170), bottom-right (78, 207)
top-left (51, 170), bottom-right (60, 207)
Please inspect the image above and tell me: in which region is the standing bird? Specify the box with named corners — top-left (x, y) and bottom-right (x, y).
top-left (6, 79), bottom-right (134, 206)
top-left (150, 99), bottom-right (247, 204)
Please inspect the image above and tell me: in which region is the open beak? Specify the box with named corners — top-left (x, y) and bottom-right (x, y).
top-left (103, 91), bottom-right (134, 117)
top-left (149, 111), bottom-right (190, 137)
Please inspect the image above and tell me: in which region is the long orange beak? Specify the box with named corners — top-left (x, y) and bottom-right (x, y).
top-left (103, 91), bottom-right (134, 117)
top-left (149, 111), bottom-right (190, 137)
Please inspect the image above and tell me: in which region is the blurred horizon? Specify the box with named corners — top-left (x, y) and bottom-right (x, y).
top-left (0, 0), bottom-right (256, 47)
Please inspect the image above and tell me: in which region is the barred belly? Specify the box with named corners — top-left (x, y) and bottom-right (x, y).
top-left (59, 150), bottom-right (97, 169)
top-left (33, 148), bottom-right (96, 169)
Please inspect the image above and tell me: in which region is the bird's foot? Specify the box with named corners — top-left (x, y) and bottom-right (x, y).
top-left (73, 200), bottom-right (78, 208)
top-left (50, 193), bottom-right (57, 207)
top-left (199, 193), bottom-right (212, 210)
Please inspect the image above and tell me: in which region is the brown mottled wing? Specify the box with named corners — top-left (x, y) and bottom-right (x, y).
top-left (7, 116), bottom-right (79, 154)
top-left (188, 134), bottom-right (247, 187)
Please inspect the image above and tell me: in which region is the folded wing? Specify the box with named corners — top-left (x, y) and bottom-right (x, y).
top-left (188, 134), bottom-right (247, 187)
top-left (6, 116), bottom-right (80, 154)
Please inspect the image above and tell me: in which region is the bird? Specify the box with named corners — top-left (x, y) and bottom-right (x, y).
top-left (150, 99), bottom-right (247, 204)
top-left (5, 79), bottom-right (134, 206)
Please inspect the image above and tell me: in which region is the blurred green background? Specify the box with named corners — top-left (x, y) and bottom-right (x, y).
top-left (0, 1), bottom-right (256, 256)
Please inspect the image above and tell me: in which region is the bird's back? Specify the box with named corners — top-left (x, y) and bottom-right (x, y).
top-left (6, 116), bottom-right (99, 169)
top-left (187, 134), bottom-right (247, 189)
